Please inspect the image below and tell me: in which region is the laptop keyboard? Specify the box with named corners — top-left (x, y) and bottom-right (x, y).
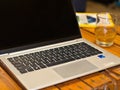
top-left (7, 42), bottom-right (102, 74)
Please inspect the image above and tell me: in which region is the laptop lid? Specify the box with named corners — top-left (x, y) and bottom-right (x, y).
top-left (0, 0), bottom-right (81, 54)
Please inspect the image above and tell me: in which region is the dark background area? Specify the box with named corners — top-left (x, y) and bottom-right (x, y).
top-left (86, 0), bottom-right (120, 14)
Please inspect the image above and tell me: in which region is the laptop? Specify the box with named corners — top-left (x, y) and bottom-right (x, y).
top-left (0, 0), bottom-right (120, 90)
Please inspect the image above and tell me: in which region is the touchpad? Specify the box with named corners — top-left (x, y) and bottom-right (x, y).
top-left (53, 60), bottom-right (98, 78)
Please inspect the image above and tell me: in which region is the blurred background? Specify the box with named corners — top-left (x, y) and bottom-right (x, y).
top-left (72, 0), bottom-right (120, 14)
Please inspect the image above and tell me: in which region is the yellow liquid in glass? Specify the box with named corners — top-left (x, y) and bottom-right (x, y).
top-left (95, 27), bottom-right (116, 47)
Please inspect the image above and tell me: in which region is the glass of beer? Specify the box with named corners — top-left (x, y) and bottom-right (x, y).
top-left (95, 12), bottom-right (119, 47)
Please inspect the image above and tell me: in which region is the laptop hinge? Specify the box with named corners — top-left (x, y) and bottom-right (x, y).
top-left (0, 53), bottom-right (9, 56)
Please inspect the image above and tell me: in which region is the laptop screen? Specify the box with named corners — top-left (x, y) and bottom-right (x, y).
top-left (0, 0), bottom-right (81, 53)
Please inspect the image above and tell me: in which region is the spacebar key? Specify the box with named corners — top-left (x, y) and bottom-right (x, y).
top-left (46, 60), bottom-right (69, 67)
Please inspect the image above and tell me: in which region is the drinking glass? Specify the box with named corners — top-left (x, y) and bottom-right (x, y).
top-left (95, 12), bottom-right (119, 47)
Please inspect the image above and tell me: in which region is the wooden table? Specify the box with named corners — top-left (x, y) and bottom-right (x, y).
top-left (0, 28), bottom-right (120, 90)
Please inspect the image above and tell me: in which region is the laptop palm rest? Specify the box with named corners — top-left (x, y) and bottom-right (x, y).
top-left (54, 60), bottom-right (98, 78)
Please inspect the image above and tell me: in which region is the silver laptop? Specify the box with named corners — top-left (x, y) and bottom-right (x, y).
top-left (0, 0), bottom-right (120, 90)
